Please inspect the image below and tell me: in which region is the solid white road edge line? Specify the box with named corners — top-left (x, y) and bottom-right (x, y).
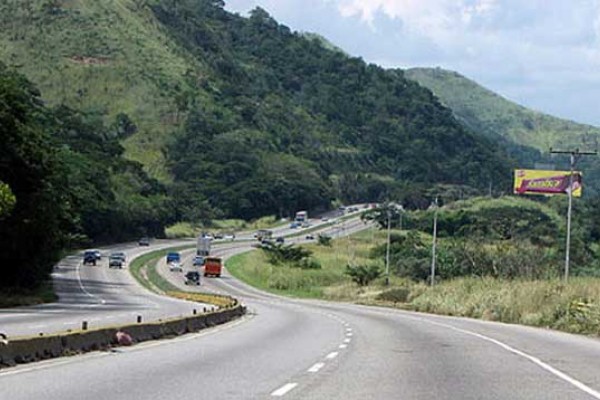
top-left (326, 352), bottom-right (338, 360)
top-left (271, 383), bottom-right (298, 396)
top-left (308, 362), bottom-right (325, 373)
top-left (427, 319), bottom-right (600, 400)
top-left (339, 344), bottom-right (347, 349)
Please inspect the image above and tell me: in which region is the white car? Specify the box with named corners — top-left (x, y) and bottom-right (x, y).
top-left (169, 262), bottom-right (183, 272)
top-left (223, 234), bottom-right (235, 241)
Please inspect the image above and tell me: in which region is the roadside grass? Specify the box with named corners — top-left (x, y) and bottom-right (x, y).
top-left (0, 282), bottom-right (57, 308)
top-left (406, 277), bottom-right (600, 335)
top-left (165, 222), bottom-right (199, 239)
top-left (226, 226), bottom-right (393, 299)
top-left (226, 226), bottom-right (600, 337)
top-left (165, 216), bottom-right (285, 239)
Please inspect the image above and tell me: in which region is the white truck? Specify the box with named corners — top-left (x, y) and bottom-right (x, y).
top-left (295, 210), bottom-right (308, 223)
top-left (197, 236), bottom-right (211, 256)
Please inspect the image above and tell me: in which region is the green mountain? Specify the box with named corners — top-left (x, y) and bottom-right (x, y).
top-left (405, 67), bottom-right (600, 152)
top-left (1, 0), bottom-right (514, 223)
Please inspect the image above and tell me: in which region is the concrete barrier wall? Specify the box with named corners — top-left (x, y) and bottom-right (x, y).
top-left (0, 305), bottom-right (245, 369)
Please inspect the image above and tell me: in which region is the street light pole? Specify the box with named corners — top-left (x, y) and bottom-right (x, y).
top-left (549, 148), bottom-right (596, 282)
top-left (430, 197), bottom-right (438, 287)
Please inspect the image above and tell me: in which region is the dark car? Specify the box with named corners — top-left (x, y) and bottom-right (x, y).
top-left (184, 271), bottom-right (201, 286)
top-left (138, 237), bottom-right (150, 246)
top-left (275, 237), bottom-right (285, 244)
top-left (83, 250), bottom-right (97, 266)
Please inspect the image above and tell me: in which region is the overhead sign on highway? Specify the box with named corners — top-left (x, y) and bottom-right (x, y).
top-left (514, 169), bottom-right (582, 197)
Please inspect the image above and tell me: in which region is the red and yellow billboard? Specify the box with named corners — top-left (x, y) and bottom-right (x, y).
top-left (514, 169), bottom-right (582, 197)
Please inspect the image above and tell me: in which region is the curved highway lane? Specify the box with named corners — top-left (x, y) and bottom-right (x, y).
top-left (3, 213), bottom-right (600, 399)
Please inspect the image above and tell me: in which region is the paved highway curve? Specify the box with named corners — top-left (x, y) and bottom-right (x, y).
top-left (2, 216), bottom-right (600, 399)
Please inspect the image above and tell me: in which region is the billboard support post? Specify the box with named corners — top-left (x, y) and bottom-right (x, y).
top-left (550, 148), bottom-right (597, 282)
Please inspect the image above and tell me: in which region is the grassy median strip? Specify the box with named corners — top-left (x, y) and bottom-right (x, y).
top-left (129, 245), bottom-right (238, 307)
top-left (129, 245), bottom-right (193, 293)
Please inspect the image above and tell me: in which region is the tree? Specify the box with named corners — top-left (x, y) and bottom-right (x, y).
top-left (0, 181), bottom-right (16, 219)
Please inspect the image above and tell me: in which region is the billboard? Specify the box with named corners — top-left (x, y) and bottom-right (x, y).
top-left (514, 169), bottom-right (582, 197)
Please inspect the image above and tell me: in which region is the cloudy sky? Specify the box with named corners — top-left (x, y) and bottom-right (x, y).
top-left (225, 0), bottom-right (600, 127)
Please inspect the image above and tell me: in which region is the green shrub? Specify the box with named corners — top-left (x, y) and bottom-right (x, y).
top-left (377, 287), bottom-right (410, 303)
top-left (345, 264), bottom-right (382, 286)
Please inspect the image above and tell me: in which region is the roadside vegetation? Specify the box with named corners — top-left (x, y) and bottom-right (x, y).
top-left (228, 196), bottom-right (600, 336)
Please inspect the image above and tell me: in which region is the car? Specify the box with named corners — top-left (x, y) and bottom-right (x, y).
top-left (202, 233), bottom-right (214, 240)
top-left (223, 233), bottom-right (235, 241)
top-left (320, 216), bottom-right (329, 222)
top-left (108, 255), bottom-right (124, 269)
top-left (275, 237), bottom-right (285, 244)
top-left (169, 261), bottom-right (183, 272)
top-left (166, 252), bottom-right (181, 264)
top-left (305, 234), bottom-right (315, 240)
top-left (184, 271), bottom-right (201, 285)
top-left (290, 222), bottom-right (300, 229)
top-left (111, 252), bottom-right (126, 263)
top-left (138, 237), bottom-right (150, 246)
top-left (83, 250), bottom-right (97, 266)
top-left (301, 222), bottom-right (311, 228)
top-left (214, 233), bottom-right (224, 240)
top-left (193, 255), bottom-right (205, 266)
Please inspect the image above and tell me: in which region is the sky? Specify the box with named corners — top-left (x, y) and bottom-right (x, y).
top-left (225, 0), bottom-right (600, 127)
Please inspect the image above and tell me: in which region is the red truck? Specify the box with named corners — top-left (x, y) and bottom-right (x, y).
top-left (203, 257), bottom-right (222, 277)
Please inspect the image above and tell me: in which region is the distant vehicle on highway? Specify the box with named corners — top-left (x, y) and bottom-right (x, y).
top-left (295, 210), bottom-right (308, 223)
top-left (184, 271), bottom-right (201, 285)
top-left (166, 252), bottom-right (181, 264)
top-left (214, 233), bottom-right (224, 240)
top-left (108, 253), bottom-right (124, 269)
top-left (320, 216), bottom-right (329, 222)
top-left (138, 237), bottom-right (150, 246)
top-left (255, 229), bottom-right (273, 241)
top-left (275, 237), bottom-right (285, 244)
top-left (169, 261), bottom-right (183, 272)
top-left (290, 221), bottom-right (301, 229)
top-left (223, 233), bottom-right (235, 241)
top-left (305, 234), bottom-right (315, 240)
top-left (203, 257), bottom-right (222, 277)
top-left (193, 255), bottom-right (205, 266)
top-left (197, 236), bottom-right (211, 256)
top-left (111, 252), bottom-right (126, 262)
top-left (83, 250), bottom-right (97, 266)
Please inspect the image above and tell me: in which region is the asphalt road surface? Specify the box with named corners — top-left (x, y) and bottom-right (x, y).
top-left (2, 213), bottom-right (600, 399)
top-left (0, 239), bottom-right (204, 337)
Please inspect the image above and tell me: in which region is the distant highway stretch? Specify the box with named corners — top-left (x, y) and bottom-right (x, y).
top-left (2, 212), bottom-right (600, 399)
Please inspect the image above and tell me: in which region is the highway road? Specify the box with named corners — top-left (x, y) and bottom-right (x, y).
top-left (2, 212), bottom-right (600, 399)
top-left (0, 239), bottom-right (205, 337)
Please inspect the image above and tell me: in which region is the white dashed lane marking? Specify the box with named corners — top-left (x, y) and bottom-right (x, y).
top-left (271, 383), bottom-right (298, 397)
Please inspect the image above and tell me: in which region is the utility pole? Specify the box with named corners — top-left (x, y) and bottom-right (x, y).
top-left (385, 207), bottom-right (391, 286)
top-left (430, 197), bottom-right (439, 287)
top-left (549, 148), bottom-right (597, 282)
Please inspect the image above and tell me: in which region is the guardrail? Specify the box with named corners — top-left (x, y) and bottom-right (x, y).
top-left (0, 302), bottom-right (245, 369)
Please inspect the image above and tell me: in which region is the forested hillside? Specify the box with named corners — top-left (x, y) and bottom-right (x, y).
top-left (405, 67), bottom-right (600, 152)
top-left (0, 1), bottom-right (521, 291)
top-left (0, 62), bottom-right (172, 289)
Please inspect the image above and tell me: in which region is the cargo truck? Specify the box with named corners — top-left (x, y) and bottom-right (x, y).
top-left (203, 257), bottom-right (222, 277)
top-left (197, 236), bottom-right (211, 256)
